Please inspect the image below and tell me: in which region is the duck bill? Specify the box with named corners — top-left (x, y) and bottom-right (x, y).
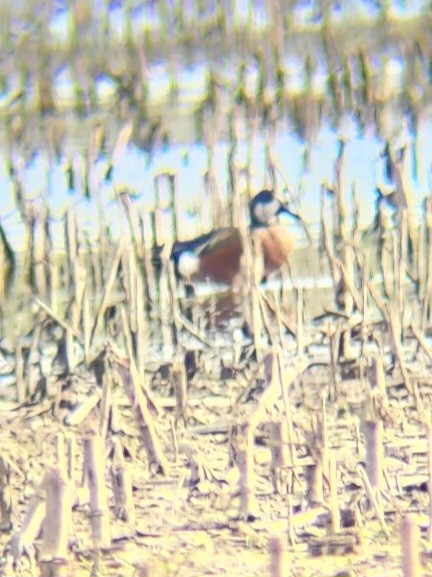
top-left (278, 204), bottom-right (312, 244)
top-left (277, 204), bottom-right (301, 221)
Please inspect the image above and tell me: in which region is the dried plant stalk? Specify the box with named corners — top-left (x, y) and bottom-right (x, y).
top-left (321, 187), bottom-right (339, 289)
top-left (339, 249), bottom-right (356, 359)
top-left (83, 293), bottom-right (91, 364)
top-left (167, 260), bottom-right (182, 344)
top-left (317, 402), bottom-right (329, 478)
top-left (65, 435), bottom-right (76, 483)
top-left (238, 182), bottom-right (264, 359)
top-left (422, 198), bottom-right (432, 326)
top-left (54, 433), bottom-right (67, 479)
top-left (269, 536), bottom-right (288, 577)
top-left (120, 304), bottom-right (135, 359)
top-left (388, 146), bottom-right (417, 256)
top-left (123, 235), bottom-right (137, 334)
top-left (411, 325), bottom-right (432, 365)
top-left (15, 341), bottom-right (25, 403)
top-left (83, 433), bottom-right (111, 549)
top-left (71, 262), bottom-right (86, 334)
top-left (90, 239), bottom-right (124, 346)
top-left (110, 439), bottom-right (135, 526)
top-left (379, 204), bottom-right (394, 299)
top-left (269, 421), bottom-right (290, 495)
top-left (363, 420), bottom-right (384, 492)
top-left (32, 206), bottom-right (48, 299)
top-left (142, 213), bottom-right (159, 311)
top-left (248, 353), bottom-right (308, 431)
top-left (136, 260), bottom-right (148, 382)
top-left (305, 459), bottom-right (324, 506)
top-left (158, 264), bottom-right (174, 353)
top-left (277, 349), bottom-right (302, 473)
top-left (334, 141), bottom-right (357, 359)
top-left (33, 296), bottom-right (81, 341)
top-left (11, 489), bottom-right (45, 565)
top-left (427, 427), bottom-right (432, 543)
top-left (0, 221), bottom-right (14, 307)
top-left (398, 209), bottom-right (408, 320)
top-left (38, 467), bottom-right (71, 575)
top-left (111, 353), bottom-right (169, 475)
top-left (172, 357), bottom-right (188, 424)
top-left (296, 287), bottom-right (304, 356)
top-left (401, 515), bottom-right (421, 577)
top-left (65, 208), bottom-right (78, 298)
top-left (229, 422), bottom-right (259, 519)
top-left (167, 173), bottom-right (180, 241)
top-left (328, 454), bottom-right (340, 533)
top-left (369, 354), bottom-right (387, 396)
top-left (49, 250), bottom-right (59, 315)
top-left (387, 304), bottom-right (412, 394)
top-left (328, 324), bottom-right (341, 403)
top-left (0, 456), bottom-right (13, 531)
top-left (64, 392), bottom-right (101, 426)
top-left (65, 325), bottom-right (76, 374)
top-left (417, 220), bottom-right (426, 302)
top-left (99, 369), bottom-right (113, 441)
top-left (356, 464), bottom-right (390, 537)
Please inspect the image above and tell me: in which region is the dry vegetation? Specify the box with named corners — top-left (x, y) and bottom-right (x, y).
top-left (1, 2), bottom-right (432, 576)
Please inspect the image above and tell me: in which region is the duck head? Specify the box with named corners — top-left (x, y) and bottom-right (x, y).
top-left (249, 190), bottom-right (300, 227)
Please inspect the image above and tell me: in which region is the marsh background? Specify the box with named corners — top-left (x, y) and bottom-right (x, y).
top-left (1, 2), bottom-right (432, 576)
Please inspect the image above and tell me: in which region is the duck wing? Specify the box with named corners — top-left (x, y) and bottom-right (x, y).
top-left (196, 228), bottom-right (243, 283)
top-left (172, 228), bottom-right (243, 284)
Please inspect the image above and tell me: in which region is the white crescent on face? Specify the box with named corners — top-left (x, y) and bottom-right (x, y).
top-left (253, 198), bottom-right (280, 224)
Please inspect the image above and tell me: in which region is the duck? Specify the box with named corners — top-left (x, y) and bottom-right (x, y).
top-left (170, 190), bottom-right (299, 285)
